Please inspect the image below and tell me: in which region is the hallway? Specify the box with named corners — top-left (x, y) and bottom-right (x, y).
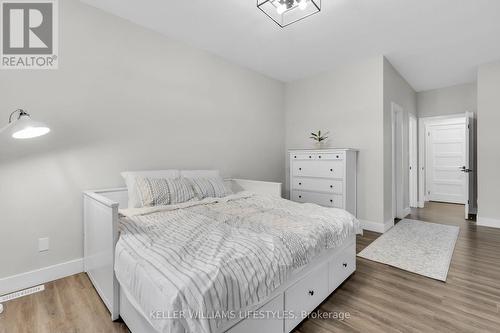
top-left (407, 201), bottom-right (471, 227)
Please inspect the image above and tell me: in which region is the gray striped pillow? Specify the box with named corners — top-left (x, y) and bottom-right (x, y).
top-left (188, 177), bottom-right (233, 199)
top-left (135, 177), bottom-right (195, 207)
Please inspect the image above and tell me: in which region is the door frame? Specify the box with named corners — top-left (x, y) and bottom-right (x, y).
top-left (465, 111), bottom-right (477, 217)
top-left (418, 113), bottom-right (467, 205)
top-left (409, 114), bottom-right (418, 208)
top-left (392, 102), bottom-right (405, 219)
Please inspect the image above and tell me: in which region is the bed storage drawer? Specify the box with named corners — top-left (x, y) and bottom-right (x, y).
top-left (292, 178), bottom-right (343, 194)
top-left (228, 294), bottom-right (284, 333)
top-left (329, 240), bottom-right (356, 292)
top-left (284, 265), bottom-right (329, 332)
top-left (291, 191), bottom-right (343, 208)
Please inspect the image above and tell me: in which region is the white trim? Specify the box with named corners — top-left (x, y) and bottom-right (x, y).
top-left (360, 219), bottom-right (394, 233)
top-left (402, 207), bottom-right (411, 217)
top-left (0, 258), bottom-right (83, 296)
top-left (391, 102), bottom-right (405, 220)
top-left (409, 114), bottom-right (418, 208)
top-left (477, 216), bottom-right (500, 229)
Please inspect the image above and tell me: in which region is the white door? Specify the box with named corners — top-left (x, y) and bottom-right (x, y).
top-left (392, 103), bottom-right (405, 218)
top-left (409, 115), bottom-right (418, 208)
top-left (426, 118), bottom-right (466, 204)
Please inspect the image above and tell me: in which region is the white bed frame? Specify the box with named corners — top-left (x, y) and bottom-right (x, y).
top-left (83, 178), bottom-right (356, 333)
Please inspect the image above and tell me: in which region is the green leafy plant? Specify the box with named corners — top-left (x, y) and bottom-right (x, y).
top-left (310, 130), bottom-right (329, 143)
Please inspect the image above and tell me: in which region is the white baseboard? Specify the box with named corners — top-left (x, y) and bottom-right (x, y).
top-left (360, 219), bottom-right (394, 233)
top-left (0, 258), bottom-right (83, 296)
top-left (477, 216), bottom-right (500, 229)
top-left (402, 207), bottom-right (411, 217)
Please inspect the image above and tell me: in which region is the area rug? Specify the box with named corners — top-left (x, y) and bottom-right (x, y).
top-left (357, 219), bottom-right (459, 281)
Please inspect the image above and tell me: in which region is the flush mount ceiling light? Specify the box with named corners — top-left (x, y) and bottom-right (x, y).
top-left (257, 0), bottom-right (321, 28)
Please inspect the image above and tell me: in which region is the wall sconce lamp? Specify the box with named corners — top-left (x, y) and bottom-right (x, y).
top-left (0, 109), bottom-right (50, 139)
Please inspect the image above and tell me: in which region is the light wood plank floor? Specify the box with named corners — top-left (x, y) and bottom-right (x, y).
top-left (1, 202), bottom-right (499, 333)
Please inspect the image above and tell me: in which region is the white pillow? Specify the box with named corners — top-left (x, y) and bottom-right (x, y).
top-left (135, 177), bottom-right (196, 207)
top-left (187, 177), bottom-right (233, 199)
top-left (121, 170), bottom-right (180, 208)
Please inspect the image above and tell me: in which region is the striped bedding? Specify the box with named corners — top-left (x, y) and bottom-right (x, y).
top-left (115, 192), bottom-right (361, 333)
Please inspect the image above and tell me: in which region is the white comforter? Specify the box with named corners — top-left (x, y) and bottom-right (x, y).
top-left (116, 192), bottom-right (361, 333)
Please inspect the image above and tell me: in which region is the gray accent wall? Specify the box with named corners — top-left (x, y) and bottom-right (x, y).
top-left (383, 59), bottom-right (417, 224)
top-left (477, 61), bottom-right (500, 225)
top-left (417, 83), bottom-right (477, 117)
top-left (0, 0), bottom-right (285, 278)
top-left (285, 56), bottom-right (385, 228)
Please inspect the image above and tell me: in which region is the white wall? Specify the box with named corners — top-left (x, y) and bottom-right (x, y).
top-left (477, 61), bottom-right (500, 227)
top-left (383, 58), bottom-right (417, 223)
top-left (417, 83), bottom-right (477, 117)
top-left (0, 0), bottom-right (285, 279)
top-left (285, 57), bottom-right (385, 229)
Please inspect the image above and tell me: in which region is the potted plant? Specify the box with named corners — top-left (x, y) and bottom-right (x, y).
top-left (310, 130), bottom-right (329, 149)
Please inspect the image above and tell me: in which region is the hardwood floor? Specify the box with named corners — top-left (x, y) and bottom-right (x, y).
top-left (1, 202), bottom-right (499, 333)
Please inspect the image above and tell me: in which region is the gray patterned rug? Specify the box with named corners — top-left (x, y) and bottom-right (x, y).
top-left (358, 219), bottom-right (459, 281)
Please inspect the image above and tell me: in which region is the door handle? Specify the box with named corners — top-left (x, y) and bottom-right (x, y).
top-left (460, 166), bottom-right (473, 173)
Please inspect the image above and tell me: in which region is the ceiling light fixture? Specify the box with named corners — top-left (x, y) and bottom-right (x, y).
top-left (257, 0), bottom-right (321, 28)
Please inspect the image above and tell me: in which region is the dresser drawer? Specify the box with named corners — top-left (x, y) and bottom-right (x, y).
top-left (292, 178), bottom-right (343, 194)
top-left (291, 191), bottom-right (344, 208)
top-left (291, 152), bottom-right (344, 161)
top-left (285, 265), bottom-right (329, 332)
top-left (292, 161), bottom-right (344, 179)
top-left (228, 294), bottom-right (284, 333)
top-left (329, 240), bottom-right (356, 292)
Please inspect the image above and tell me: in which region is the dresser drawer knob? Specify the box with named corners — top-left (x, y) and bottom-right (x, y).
top-left (294, 155), bottom-right (297, 159)
top-left (336, 155), bottom-right (340, 158)
top-left (330, 169), bottom-right (333, 172)
top-left (343, 262), bottom-right (348, 268)
top-left (299, 168), bottom-right (302, 171)
top-left (299, 195), bottom-right (302, 199)
top-left (299, 182), bottom-right (302, 186)
top-left (330, 199), bottom-right (333, 203)
top-left (308, 290), bottom-right (315, 296)
top-left (318, 155), bottom-right (322, 159)
top-left (309, 156), bottom-right (312, 158)
top-left (330, 185), bottom-right (333, 188)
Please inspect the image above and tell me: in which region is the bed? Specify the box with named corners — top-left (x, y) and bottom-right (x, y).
top-left (83, 177), bottom-right (361, 333)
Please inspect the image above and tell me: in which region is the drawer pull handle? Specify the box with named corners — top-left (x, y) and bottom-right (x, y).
top-left (330, 169), bottom-right (333, 172)
top-left (343, 262), bottom-right (348, 268)
top-left (294, 156), bottom-right (297, 159)
top-left (330, 199), bottom-right (333, 203)
top-left (299, 196), bottom-right (302, 199)
top-left (330, 185), bottom-right (333, 188)
top-left (299, 182), bottom-right (302, 185)
top-left (308, 290), bottom-right (315, 296)
top-left (309, 156), bottom-right (312, 159)
top-left (299, 168), bottom-right (302, 171)
top-left (318, 156), bottom-right (322, 159)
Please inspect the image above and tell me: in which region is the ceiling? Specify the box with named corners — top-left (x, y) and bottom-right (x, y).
top-left (81, 0), bottom-right (500, 91)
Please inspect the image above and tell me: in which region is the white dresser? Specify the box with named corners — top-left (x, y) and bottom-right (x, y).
top-left (289, 149), bottom-right (358, 216)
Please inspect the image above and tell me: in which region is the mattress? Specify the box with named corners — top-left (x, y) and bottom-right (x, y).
top-left (115, 192), bottom-right (361, 333)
